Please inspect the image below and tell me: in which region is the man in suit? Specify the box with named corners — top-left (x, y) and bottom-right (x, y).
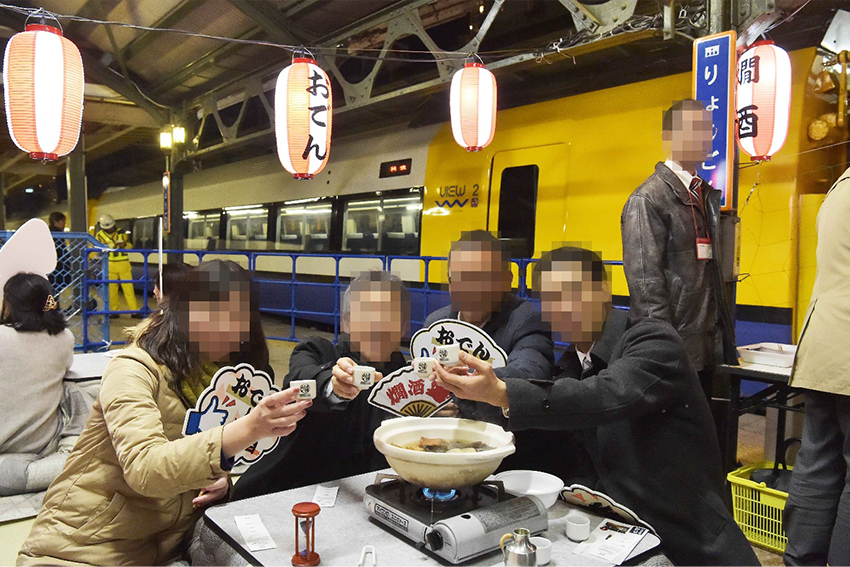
top-left (432, 246), bottom-right (758, 566)
top-left (423, 231), bottom-right (595, 485)
top-left (783, 168), bottom-right (850, 566)
top-left (621, 99), bottom-right (737, 400)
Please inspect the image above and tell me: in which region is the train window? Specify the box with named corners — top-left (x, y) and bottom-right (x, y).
top-left (498, 165), bottom-right (538, 259)
top-left (132, 217), bottom-right (156, 249)
top-left (226, 206), bottom-right (268, 250)
top-left (342, 199), bottom-right (381, 254)
top-left (381, 195), bottom-right (421, 256)
top-left (185, 212), bottom-right (221, 250)
top-left (277, 202), bottom-right (332, 252)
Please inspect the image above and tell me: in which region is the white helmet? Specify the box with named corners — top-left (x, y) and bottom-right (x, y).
top-left (99, 214), bottom-right (115, 230)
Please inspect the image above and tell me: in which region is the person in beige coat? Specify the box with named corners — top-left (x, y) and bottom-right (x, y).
top-left (17, 261), bottom-right (310, 566)
top-left (783, 168), bottom-right (850, 566)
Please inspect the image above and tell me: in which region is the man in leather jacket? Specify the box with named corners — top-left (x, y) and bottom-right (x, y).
top-left (621, 99), bottom-right (737, 399)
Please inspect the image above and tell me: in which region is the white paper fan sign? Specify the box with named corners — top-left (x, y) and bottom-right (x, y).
top-left (410, 319), bottom-right (508, 367)
top-left (561, 484), bottom-right (657, 535)
top-left (0, 219), bottom-right (57, 304)
top-left (368, 366), bottom-right (453, 417)
top-left (182, 363), bottom-right (280, 465)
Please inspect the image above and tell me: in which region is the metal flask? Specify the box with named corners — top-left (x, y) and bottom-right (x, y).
top-left (500, 528), bottom-right (537, 566)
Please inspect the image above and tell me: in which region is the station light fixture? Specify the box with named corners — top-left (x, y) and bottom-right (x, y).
top-left (3, 21), bottom-right (84, 161)
top-left (159, 130), bottom-right (173, 150)
top-left (450, 59), bottom-right (497, 152)
top-left (736, 41), bottom-right (792, 162)
top-left (274, 56), bottom-right (332, 179)
top-left (172, 125), bottom-right (186, 145)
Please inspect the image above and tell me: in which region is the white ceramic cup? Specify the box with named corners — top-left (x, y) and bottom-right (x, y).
top-left (352, 365), bottom-right (376, 390)
top-left (566, 511), bottom-right (591, 542)
top-left (530, 537), bottom-right (551, 565)
top-left (290, 379), bottom-right (316, 400)
top-left (435, 343), bottom-right (461, 367)
top-left (413, 357), bottom-right (436, 378)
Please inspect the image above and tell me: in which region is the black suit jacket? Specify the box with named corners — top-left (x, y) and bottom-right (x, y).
top-left (233, 335), bottom-right (406, 500)
top-left (504, 309), bottom-right (757, 566)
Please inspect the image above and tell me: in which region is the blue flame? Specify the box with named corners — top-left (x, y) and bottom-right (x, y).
top-left (422, 488), bottom-right (458, 502)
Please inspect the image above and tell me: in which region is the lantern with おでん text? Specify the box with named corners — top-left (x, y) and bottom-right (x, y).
top-left (735, 41), bottom-right (792, 162)
top-left (450, 61), bottom-right (497, 152)
top-left (3, 23), bottom-right (84, 161)
top-left (275, 57), bottom-right (332, 179)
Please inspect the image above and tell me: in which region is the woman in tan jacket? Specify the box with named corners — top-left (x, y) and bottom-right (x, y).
top-left (18, 261), bottom-right (310, 566)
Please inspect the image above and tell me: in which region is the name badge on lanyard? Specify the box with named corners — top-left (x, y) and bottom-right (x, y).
top-left (696, 237), bottom-right (713, 260)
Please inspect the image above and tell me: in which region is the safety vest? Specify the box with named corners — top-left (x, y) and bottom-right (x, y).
top-left (95, 229), bottom-right (131, 261)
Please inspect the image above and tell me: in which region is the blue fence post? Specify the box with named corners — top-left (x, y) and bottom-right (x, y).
top-left (82, 251), bottom-right (90, 352)
top-left (333, 256), bottom-right (340, 345)
top-left (290, 255), bottom-right (297, 341)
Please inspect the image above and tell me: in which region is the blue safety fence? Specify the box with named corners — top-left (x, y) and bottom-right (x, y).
top-left (0, 231), bottom-right (107, 351)
top-left (74, 248), bottom-right (624, 352)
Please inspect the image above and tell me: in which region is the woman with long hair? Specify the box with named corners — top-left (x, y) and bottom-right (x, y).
top-left (18, 261), bottom-right (310, 566)
top-left (0, 273), bottom-right (75, 496)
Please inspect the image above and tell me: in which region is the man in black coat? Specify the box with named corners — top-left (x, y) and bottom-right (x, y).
top-left (424, 232), bottom-right (595, 485)
top-left (621, 99), bottom-right (737, 400)
top-left (432, 246), bottom-right (757, 566)
top-left (233, 271), bottom-right (409, 499)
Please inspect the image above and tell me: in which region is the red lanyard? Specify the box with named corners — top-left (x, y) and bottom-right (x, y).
top-left (687, 178), bottom-right (707, 240)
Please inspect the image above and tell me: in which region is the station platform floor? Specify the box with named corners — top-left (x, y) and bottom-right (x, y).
top-left (0, 315), bottom-right (784, 565)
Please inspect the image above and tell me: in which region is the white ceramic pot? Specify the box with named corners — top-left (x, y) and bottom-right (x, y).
top-left (373, 417), bottom-right (516, 489)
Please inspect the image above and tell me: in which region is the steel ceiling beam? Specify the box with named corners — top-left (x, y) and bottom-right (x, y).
top-left (316, 0), bottom-right (436, 47)
top-left (149, 27), bottom-right (265, 96)
top-left (229, 0), bottom-right (303, 45)
top-left (118, 0), bottom-right (197, 63)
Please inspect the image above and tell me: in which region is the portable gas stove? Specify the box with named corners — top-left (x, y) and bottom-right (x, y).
top-left (364, 473), bottom-right (548, 564)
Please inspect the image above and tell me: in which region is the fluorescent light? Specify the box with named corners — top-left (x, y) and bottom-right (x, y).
top-left (225, 204), bottom-right (266, 212)
top-left (284, 197), bottom-right (322, 205)
top-left (172, 126), bottom-right (186, 145)
top-left (159, 131), bottom-right (172, 150)
top-left (24, 187), bottom-right (33, 193)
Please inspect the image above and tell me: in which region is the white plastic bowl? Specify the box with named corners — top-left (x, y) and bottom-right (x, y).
top-left (494, 470), bottom-right (565, 508)
top-left (373, 417), bottom-right (516, 490)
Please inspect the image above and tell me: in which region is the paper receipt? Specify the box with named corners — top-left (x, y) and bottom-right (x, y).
top-left (234, 514), bottom-right (277, 552)
top-left (312, 485), bottom-right (339, 507)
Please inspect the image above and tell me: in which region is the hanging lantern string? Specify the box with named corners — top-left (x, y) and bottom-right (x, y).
top-left (22, 7), bottom-right (62, 31)
top-left (0, 2), bottom-right (676, 65)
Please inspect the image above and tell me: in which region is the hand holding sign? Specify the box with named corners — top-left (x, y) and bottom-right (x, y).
top-left (183, 364), bottom-right (309, 466)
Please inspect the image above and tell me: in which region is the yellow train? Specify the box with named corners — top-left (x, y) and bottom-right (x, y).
top-left (91, 45), bottom-right (846, 347)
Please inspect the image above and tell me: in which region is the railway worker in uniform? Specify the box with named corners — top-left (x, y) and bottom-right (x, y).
top-left (233, 270), bottom-right (411, 499)
top-left (423, 232), bottom-right (596, 485)
top-left (95, 213), bottom-right (142, 319)
top-left (621, 99), bottom-right (737, 401)
top-left (17, 260), bottom-right (310, 566)
top-left (431, 246), bottom-right (759, 566)
top-left (783, 168), bottom-right (850, 566)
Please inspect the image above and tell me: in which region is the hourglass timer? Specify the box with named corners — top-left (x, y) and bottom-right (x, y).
top-left (292, 502), bottom-right (321, 566)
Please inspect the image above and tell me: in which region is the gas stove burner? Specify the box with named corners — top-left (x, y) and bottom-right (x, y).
top-left (364, 473), bottom-right (550, 565)
top-left (421, 488), bottom-right (458, 502)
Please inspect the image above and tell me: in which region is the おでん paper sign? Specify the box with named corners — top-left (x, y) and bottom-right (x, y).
top-left (368, 366), bottom-right (453, 417)
top-left (182, 363), bottom-right (279, 465)
top-left (410, 319), bottom-right (508, 368)
top-left (368, 319), bottom-right (507, 418)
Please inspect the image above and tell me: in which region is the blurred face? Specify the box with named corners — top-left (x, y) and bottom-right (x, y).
top-left (448, 247), bottom-right (511, 317)
top-left (54, 219), bottom-right (66, 231)
top-left (185, 290), bottom-right (251, 362)
top-left (347, 286), bottom-right (405, 363)
top-left (663, 108), bottom-right (713, 170)
top-left (540, 261), bottom-right (611, 345)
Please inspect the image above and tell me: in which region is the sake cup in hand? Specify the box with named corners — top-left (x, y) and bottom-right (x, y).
top-left (290, 380), bottom-right (316, 400)
top-left (352, 365), bottom-right (376, 390)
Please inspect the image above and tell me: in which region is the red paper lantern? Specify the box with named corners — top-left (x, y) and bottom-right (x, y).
top-left (3, 24), bottom-right (84, 161)
top-left (275, 57), bottom-right (332, 180)
top-left (735, 41), bottom-right (792, 162)
top-left (450, 62), bottom-right (497, 152)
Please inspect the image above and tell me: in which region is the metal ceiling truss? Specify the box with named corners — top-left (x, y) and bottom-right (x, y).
top-left (183, 0), bottom-right (665, 161)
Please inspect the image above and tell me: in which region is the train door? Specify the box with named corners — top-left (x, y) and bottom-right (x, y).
top-left (487, 144), bottom-right (568, 260)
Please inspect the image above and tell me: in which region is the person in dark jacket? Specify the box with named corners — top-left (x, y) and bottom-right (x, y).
top-left (432, 246), bottom-right (758, 566)
top-left (621, 99), bottom-right (737, 399)
top-left (424, 231), bottom-right (595, 485)
top-left (47, 212), bottom-right (70, 291)
top-left (233, 270), bottom-right (410, 499)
